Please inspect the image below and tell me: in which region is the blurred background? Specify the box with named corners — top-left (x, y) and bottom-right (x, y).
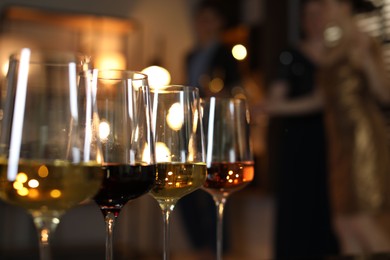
top-left (1, 0), bottom-right (390, 259)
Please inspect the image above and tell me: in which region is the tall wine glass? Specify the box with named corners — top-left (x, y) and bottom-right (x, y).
top-left (0, 48), bottom-right (103, 260)
top-left (82, 69), bottom-right (156, 260)
top-left (202, 97), bottom-right (254, 260)
top-left (149, 85), bottom-right (207, 260)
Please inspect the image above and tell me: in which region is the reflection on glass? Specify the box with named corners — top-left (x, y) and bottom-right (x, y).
top-left (0, 49), bottom-right (102, 260)
top-left (83, 69), bottom-right (156, 260)
top-left (202, 97), bottom-right (254, 260)
top-left (149, 85), bottom-right (206, 260)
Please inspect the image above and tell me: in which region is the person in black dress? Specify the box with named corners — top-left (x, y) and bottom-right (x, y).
top-left (264, 0), bottom-right (340, 258)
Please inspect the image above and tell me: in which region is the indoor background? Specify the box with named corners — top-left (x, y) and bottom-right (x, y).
top-left (0, 0), bottom-right (390, 259)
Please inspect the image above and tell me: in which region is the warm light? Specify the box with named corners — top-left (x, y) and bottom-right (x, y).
top-left (50, 189), bottom-right (62, 198)
top-left (99, 121), bottom-right (110, 140)
top-left (142, 65), bottom-right (171, 87)
top-left (166, 102), bottom-right (184, 131)
top-left (192, 109), bottom-right (199, 133)
top-left (17, 187), bottom-right (29, 196)
top-left (209, 78), bottom-right (224, 93)
top-left (16, 172), bottom-right (28, 183)
top-left (232, 44), bottom-right (247, 61)
top-left (38, 165), bottom-right (49, 178)
top-left (41, 229), bottom-right (49, 243)
top-left (13, 182), bottom-right (23, 190)
top-left (98, 70), bottom-right (124, 85)
top-left (2, 61), bottom-right (8, 76)
top-left (142, 144), bottom-right (152, 163)
top-left (95, 52), bottom-right (126, 70)
top-left (156, 142), bottom-right (171, 162)
top-left (28, 179), bottom-right (39, 188)
top-left (28, 189), bottom-right (39, 198)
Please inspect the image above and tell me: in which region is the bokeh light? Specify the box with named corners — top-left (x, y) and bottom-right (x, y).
top-left (142, 65), bottom-right (171, 87)
top-left (166, 102), bottom-right (184, 131)
top-left (156, 142), bottom-right (171, 162)
top-left (232, 44), bottom-right (247, 61)
top-left (99, 121), bottom-right (111, 140)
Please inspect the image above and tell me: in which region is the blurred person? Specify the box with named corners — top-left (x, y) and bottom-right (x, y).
top-left (185, 0), bottom-right (242, 98)
top-left (260, 0), bottom-right (340, 258)
top-left (261, 0), bottom-right (390, 256)
top-left (177, 1), bottom-right (242, 259)
top-left (319, 0), bottom-right (390, 254)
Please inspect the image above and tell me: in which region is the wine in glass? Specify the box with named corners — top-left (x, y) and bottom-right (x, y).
top-left (0, 49), bottom-right (103, 260)
top-left (202, 97), bottom-right (254, 260)
top-left (149, 85), bottom-right (207, 260)
top-left (81, 69), bottom-right (156, 260)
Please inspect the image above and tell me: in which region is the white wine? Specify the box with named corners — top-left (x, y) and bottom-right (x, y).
top-left (151, 162), bottom-right (207, 205)
top-left (0, 160), bottom-right (103, 214)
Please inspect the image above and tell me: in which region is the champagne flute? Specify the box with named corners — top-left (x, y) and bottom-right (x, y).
top-left (149, 85), bottom-right (207, 260)
top-left (202, 97), bottom-right (254, 260)
top-left (0, 48), bottom-right (103, 260)
top-left (82, 69), bottom-right (156, 260)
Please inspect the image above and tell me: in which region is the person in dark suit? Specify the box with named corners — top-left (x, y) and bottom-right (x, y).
top-left (185, 0), bottom-right (241, 98)
top-left (177, 1), bottom-right (242, 259)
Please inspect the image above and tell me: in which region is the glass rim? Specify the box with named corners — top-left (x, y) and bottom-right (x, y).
top-left (9, 48), bottom-right (91, 66)
top-left (202, 96), bottom-right (248, 105)
top-left (150, 84), bottom-right (199, 94)
top-left (89, 69), bottom-right (148, 81)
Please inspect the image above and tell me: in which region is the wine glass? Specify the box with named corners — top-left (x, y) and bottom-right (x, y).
top-left (149, 85), bottom-right (207, 260)
top-left (202, 97), bottom-right (254, 260)
top-left (0, 48), bottom-right (103, 260)
top-left (81, 69), bottom-right (156, 260)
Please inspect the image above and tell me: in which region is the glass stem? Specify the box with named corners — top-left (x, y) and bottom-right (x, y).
top-left (105, 212), bottom-right (117, 260)
top-left (33, 214), bottom-right (60, 260)
top-left (38, 227), bottom-right (51, 260)
top-left (162, 208), bottom-right (172, 260)
top-left (159, 201), bottom-right (175, 260)
top-left (214, 196), bottom-right (227, 260)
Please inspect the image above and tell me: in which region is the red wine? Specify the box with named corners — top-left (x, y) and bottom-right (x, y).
top-left (94, 164), bottom-right (156, 215)
top-left (203, 161), bottom-right (254, 197)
